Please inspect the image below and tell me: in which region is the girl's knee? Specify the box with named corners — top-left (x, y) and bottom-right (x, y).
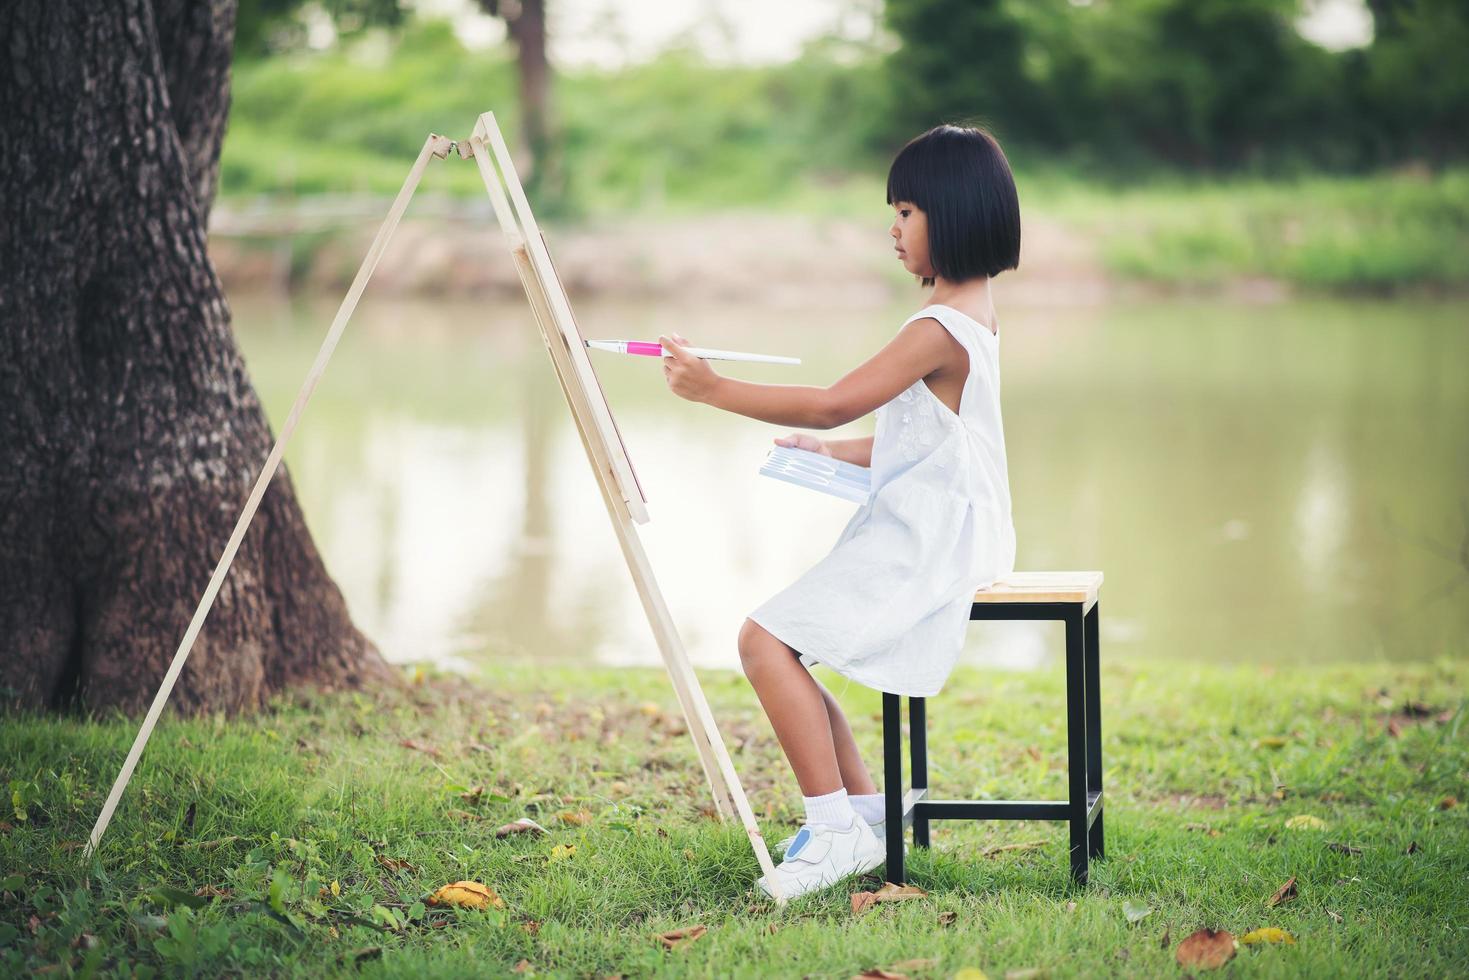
top-left (737, 618), bottom-right (772, 677)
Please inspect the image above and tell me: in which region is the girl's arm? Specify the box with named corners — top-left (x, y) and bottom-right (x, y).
top-left (825, 436), bottom-right (873, 468)
top-left (658, 320), bottom-right (963, 429)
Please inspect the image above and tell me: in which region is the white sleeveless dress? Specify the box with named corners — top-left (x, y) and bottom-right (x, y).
top-left (747, 303), bottom-right (1016, 697)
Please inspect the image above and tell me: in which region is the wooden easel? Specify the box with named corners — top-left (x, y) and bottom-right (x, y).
top-left (84, 114), bottom-right (783, 901)
top-left (462, 112), bottom-right (780, 896)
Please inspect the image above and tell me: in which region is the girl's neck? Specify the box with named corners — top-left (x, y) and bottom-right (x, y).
top-left (927, 276), bottom-right (996, 329)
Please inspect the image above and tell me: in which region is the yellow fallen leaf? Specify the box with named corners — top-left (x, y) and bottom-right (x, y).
top-left (639, 702), bottom-right (661, 717)
top-left (426, 880), bottom-right (504, 910)
top-left (1175, 928), bottom-right (1236, 970)
top-left (952, 969), bottom-right (989, 980)
top-left (1240, 927), bottom-right (1296, 945)
top-left (1285, 814), bottom-right (1328, 831)
top-left (330, 880), bottom-right (340, 897)
top-left (549, 843), bottom-right (576, 862)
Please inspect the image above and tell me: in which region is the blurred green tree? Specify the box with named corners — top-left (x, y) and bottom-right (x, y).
top-left (1360, 0), bottom-right (1469, 163)
top-left (236, 0), bottom-right (563, 207)
top-left (881, 0), bottom-right (1464, 171)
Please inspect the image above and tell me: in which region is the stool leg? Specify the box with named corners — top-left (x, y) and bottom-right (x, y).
top-left (910, 697), bottom-right (929, 848)
top-left (1085, 600), bottom-right (1104, 861)
top-left (882, 692), bottom-right (905, 883)
top-left (1065, 605), bottom-right (1089, 886)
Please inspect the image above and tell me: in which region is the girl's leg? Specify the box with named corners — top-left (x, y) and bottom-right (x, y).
top-left (812, 677), bottom-right (878, 795)
top-left (737, 618), bottom-right (842, 796)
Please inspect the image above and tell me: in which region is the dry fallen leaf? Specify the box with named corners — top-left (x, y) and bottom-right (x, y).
top-left (938, 910), bottom-right (959, 927)
top-left (556, 809), bottom-right (593, 826)
top-left (460, 786), bottom-right (486, 804)
top-left (426, 881), bottom-right (505, 910)
top-left (851, 970), bottom-right (907, 980)
top-left (494, 818), bottom-right (548, 838)
top-left (1326, 842), bottom-right (1362, 855)
top-left (656, 924), bottom-right (707, 950)
top-left (399, 738), bottom-right (441, 758)
top-left (1405, 840), bottom-right (1419, 854)
top-left (888, 958), bottom-right (937, 972)
top-left (1175, 928), bottom-right (1237, 970)
top-left (1240, 927), bottom-right (1296, 945)
top-left (375, 855), bottom-right (415, 873)
top-left (1439, 796), bottom-right (1458, 810)
top-left (850, 882), bottom-right (928, 915)
top-left (447, 809), bottom-right (483, 822)
top-left (1004, 969), bottom-right (1045, 980)
top-left (1326, 909), bottom-right (1343, 924)
top-left (512, 960), bottom-right (531, 973)
top-left (1265, 876), bottom-right (1298, 908)
top-left (1284, 814), bottom-right (1328, 831)
top-left (1184, 823), bottom-right (1223, 837)
top-left (980, 839), bottom-right (1047, 858)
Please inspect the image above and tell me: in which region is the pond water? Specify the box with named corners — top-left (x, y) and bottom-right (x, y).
top-left (232, 291), bottom-right (1468, 673)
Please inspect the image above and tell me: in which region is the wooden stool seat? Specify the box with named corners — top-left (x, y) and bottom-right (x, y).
top-left (885, 570), bottom-right (1106, 886)
top-left (973, 570), bottom-right (1103, 606)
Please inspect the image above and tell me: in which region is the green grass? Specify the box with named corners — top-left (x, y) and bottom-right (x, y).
top-left (1032, 168), bottom-right (1469, 292)
top-left (4, 658), bottom-right (1465, 977)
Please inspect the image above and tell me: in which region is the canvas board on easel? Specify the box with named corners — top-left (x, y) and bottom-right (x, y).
top-left (461, 112), bottom-right (783, 897)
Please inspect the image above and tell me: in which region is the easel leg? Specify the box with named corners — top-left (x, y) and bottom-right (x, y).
top-left (82, 134), bottom-right (455, 858)
top-left (500, 244), bottom-right (735, 822)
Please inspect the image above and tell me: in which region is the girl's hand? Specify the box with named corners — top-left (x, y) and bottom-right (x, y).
top-left (660, 333), bottom-right (721, 404)
top-left (774, 432), bottom-right (831, 456)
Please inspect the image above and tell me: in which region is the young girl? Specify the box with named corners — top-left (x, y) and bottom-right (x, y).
top-left (660, 124), bottom-right (1020, 900)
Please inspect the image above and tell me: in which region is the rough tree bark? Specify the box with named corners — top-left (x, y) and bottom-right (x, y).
top-left (0, 0), bottom-right (390, 714)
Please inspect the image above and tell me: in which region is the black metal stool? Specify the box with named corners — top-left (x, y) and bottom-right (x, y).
top-left (883, 571), bottom-right (1105, 885)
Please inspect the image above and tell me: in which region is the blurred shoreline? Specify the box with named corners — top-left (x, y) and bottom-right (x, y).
top-left (209, 200), bottom-right (1297, 304)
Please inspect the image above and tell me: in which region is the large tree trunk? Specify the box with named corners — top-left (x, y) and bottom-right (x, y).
top-left (481, 0), bottom-right (563, 207)
top-left (0, 0), bottom-right (389, 714)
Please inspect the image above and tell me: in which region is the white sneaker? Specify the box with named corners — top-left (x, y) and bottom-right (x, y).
top-left (757, 819), bottom-right (885, 901)
top-left (776, 818), bottom-right (887, 853)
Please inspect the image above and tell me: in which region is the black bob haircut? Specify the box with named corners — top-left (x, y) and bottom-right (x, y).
top-left (886, 124), bottom-right (1021, 287)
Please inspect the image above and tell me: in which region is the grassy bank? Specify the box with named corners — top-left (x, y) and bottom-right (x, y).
top-left (3, 659), bottom-right (1465, 977)
top-left (1034, 169), bottom-right (1469, 293)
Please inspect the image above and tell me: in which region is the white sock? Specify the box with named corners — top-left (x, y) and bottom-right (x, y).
top-left (850, 792), bottom-right (886, 825)
top-left (803, 787), bottom-right (857, 830)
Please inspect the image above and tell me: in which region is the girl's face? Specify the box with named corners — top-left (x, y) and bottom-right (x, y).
top-left (890, 200), bottom-right (933, 280)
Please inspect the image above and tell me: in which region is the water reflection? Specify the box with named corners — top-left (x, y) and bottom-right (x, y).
top-left (233, 292), bottom-right (1469, 671)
